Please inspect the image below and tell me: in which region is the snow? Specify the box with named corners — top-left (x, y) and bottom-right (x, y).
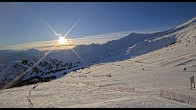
top-left (0, 49), bottom-right (44, 65)
top-left (0, 17), bottom-right (196, 107)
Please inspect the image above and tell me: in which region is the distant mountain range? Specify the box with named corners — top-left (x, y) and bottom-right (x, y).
top-left (0, 17), bottom-right (195, 89)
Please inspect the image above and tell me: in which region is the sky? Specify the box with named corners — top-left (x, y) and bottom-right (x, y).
top-left (0, 2), bottom-right (196, 50)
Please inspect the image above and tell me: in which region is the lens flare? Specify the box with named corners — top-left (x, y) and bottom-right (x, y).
top-left (58, 37), bottom-right (68, 45)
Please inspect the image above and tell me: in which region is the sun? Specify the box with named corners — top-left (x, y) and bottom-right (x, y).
top-left (58, 37), bottom-right (68, 45)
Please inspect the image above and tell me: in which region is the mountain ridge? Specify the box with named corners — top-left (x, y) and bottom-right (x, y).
top-left (0, 17), bottom-right (195, 89)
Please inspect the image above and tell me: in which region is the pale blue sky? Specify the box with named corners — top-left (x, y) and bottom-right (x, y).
top-left (0, 2), bottom-right (196, 49)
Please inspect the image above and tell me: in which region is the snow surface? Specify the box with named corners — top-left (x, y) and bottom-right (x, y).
top-left (0, 17), bottom-right (196, 108)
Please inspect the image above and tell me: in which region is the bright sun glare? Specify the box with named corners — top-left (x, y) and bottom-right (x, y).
top-left (58, 37), bottom-right (68, 45)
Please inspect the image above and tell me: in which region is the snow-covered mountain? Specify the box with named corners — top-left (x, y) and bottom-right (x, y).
top-left (0, 49), bottom-right (44, 65)
top-left (0, 17), bottom-right (196, 108)
top-left (0, 17), bottom-right (195, 89)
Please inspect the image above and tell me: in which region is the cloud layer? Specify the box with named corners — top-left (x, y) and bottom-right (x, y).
top-left (1, 31), bottom-right (131, 51)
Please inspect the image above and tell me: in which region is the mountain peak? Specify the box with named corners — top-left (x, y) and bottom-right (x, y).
top-left (174, 17), bottom-right (196, 30)
top-left (185, 17), bottom-right (196, 24)
top-left (189, 16), bottom-right (196, 21)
